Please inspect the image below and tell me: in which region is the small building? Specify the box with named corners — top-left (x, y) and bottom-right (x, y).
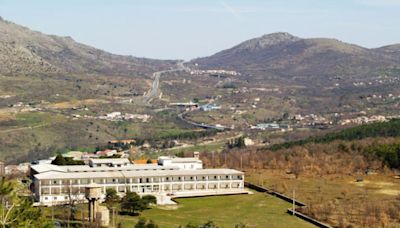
top-left (200, 104), bottom-right (221, 111)
top-left (251, 123), bottom-right (280, 130)
top-left (134, 159), bottom-right (157, 165)
top-left (106, 112), bottom-right (122, 118)
top-left (157, 156), bottom-right (203, 170)
top-left (95, 149), bottom-right (117, 157)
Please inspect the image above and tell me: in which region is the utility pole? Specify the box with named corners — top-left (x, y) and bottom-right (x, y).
top-left (224, 152), bottom-right (227, 167)
top-left (212, 151), bottom-right (215, 168)
top-left (81, 207), bottom-right (84, 228)
top-left (51, 201), bottom-right (54, 221)
top-left (112, 207), bottom-right (115, 228)
top-left (292, 189), bottom-right (295, 216)
top-left (240, 155), bottom-right (243, 170)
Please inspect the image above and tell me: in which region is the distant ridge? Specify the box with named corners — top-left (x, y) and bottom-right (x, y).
top-left (192, 32), bottom-right (400, 78)
top-left (0, 17), bottom-right (176, 76)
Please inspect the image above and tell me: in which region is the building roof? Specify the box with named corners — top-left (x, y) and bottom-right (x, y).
top-left (170, 157), bottom-right (202, 163)
top-left (31, 163), bottom-right (178, 174)
top-left (30, 164), bottom-right (65, 173)
top-left (34, 168), bottom-right (243, 180)
top-left (158, 156), bottom-right (202, 163)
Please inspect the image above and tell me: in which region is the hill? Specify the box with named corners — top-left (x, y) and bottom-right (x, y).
top-left (192, 32), bottom-right (400, 78)
top-left (270, 119), bottom-right (400, 150)
top-left (0, 17), bottom-right (176, 77)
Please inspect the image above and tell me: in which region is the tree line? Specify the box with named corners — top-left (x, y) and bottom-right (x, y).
top-left (270, 119), bottom-right (400, 150)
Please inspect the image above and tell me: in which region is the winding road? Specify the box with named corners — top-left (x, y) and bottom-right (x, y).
top-left (142, 62), bottom-right (230, 131)
top-left (142, 61), bottom-right (189, 105)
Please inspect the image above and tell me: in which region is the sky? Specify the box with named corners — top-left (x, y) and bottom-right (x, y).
top-left (0, 0), bottom-right (399, 60)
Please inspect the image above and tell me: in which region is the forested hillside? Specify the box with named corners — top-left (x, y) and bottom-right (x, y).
top-left (270, 119), bottom-right (400, 150)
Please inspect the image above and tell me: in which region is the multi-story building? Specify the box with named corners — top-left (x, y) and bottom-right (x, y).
top-left (31, 156), bottom-right (247, 206)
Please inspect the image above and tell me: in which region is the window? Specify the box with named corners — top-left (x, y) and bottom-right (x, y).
top-left (53, 197), bottom-right (57, 200)
top-left (190, 176), bottom-right (193, 180)
top-left (53, 180), bottom-right (57, 185)
top-left (166, 177), bottom-right (169, 181)
top-left (44, 197), bottom-right (48, 200)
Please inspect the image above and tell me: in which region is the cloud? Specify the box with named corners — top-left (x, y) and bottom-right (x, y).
top-left (220, 1), bottom-right (245, 22)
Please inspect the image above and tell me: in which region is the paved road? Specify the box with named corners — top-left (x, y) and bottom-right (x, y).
top-left (142, 61), bottom-right (189, 105)
top-left (140, 62), bottom-right (230, 131)
top-left (177, 111), bottom-right (230, 131)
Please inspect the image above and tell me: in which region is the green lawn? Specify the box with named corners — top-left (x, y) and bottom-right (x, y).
top-left (117, 191), bottom-right (314, 228)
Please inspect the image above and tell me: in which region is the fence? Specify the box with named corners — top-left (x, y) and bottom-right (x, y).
top-left (245, 182), bottom-right (331, 228)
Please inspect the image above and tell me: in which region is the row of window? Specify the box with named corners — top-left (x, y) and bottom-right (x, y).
top-left (69, 167), bottom-right (176, 173)
top-left (40, 183), bottom-right (242, 196)
top-left (41, 175), bottom-right (243, 186)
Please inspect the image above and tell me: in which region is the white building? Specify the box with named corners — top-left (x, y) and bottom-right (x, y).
top-left (157, 156), bottom-right (203, 170)
top-left (31, 156), bottom-right (246, 206)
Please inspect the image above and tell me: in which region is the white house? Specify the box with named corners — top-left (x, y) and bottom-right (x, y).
top-left (157, 156), bottom-right (203, 170)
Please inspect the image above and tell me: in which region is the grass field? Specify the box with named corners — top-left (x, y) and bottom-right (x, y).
top-left (117, 191), bottom-right (314, 228)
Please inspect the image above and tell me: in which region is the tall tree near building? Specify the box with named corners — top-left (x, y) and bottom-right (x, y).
top-left (0, 177), bottom-right (51, 227)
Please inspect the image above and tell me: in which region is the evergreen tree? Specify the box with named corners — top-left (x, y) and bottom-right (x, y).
top-left (105, 188), bottom-right (120, 209)
top-left (51, 154), bottom-right (66, 165)
top-left (142, 195), bottom-right (157, 206)
top-left (121, 192), bottom-right (146, 215)
top-left (0, 178), bottom-right (51, 227)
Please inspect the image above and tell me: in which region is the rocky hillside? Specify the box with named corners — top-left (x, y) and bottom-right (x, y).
top-left (0, 17), bottom-right (176, 77)
top-left (192, 32), bottom-right (400, 78)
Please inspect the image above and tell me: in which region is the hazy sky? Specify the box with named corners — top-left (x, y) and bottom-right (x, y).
top-left (1, 0), bottom-right (399, 60)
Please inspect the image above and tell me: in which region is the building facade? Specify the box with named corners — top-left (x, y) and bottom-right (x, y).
top-left (31, 157), bottom-right (246, 206)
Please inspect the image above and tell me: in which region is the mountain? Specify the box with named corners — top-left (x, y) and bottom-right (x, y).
top-left (192, 32), bottom-right (400, 78)
top-left (375, 44), bottom-right (400, 59)
top-left (0, 17), bottom-right (176, 77)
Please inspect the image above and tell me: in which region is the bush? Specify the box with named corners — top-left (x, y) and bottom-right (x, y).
top-left (142, 195), bottom-right (157, 206)
top-left (51, 154), bottom-right (84, 165)
top-left (135, 218), bottom-right (159, 228)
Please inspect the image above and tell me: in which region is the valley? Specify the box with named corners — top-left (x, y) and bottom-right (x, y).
top-left (1, 15), bottom-right (400, 228)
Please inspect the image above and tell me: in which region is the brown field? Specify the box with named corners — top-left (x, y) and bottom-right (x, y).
top-left (245, 169), bottom-right (400, 227)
